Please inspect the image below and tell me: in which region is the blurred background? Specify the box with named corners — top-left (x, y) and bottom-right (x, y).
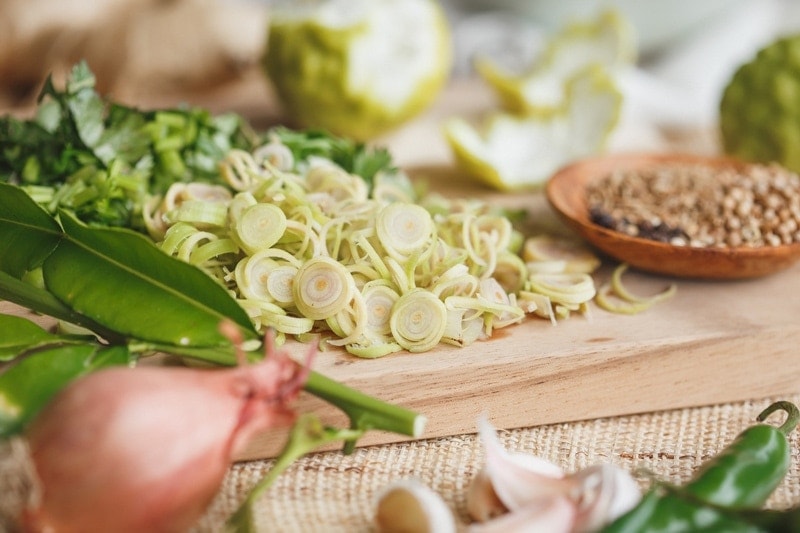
top-left (1, 0), bottom-right (799, 131)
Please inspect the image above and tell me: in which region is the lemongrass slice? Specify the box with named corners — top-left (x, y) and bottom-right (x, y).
top-left (347, 340), bottom-right (404, 359)
top-left (518, 291), bottom-right (556, 324)
top-left (234, 253), bottom-right (279, 301)
top-left (431, 266), bottom-right (479, 299)
top-left (611, 263), bottom-right (677, 305)
top-left (165, 199), bottom-right (228, 228)
top-left (232, 202), bottom-right (287, 255)
top-left (293, 256), bottom-right (354, 321)
top-left (492, 252), bottom-right (527, 294)
top-left (260, 308), bottom-right (314, 335)
top-left (264, 264), bottom-right (298, 307)
top-left (326, 292), bottom-right (367, 346)
top-left (159, 222), bottom-right (200, 256)
top-left (526, 273), bottom-right (596, 305)
top-left (220, 149), bottom-right (261, 190)
top-left (362, 282), bottom-right (400, 337)
top-left (227, 192), bottom-right (258, 225)
top-left (595, 283), bottom-right (660, 315)
top-left (187, 237), bottom-right (238, 266)
top-left (390, 289), bottom-right (448, 353)
top-left (442, 308), bottom-right (485, 347)
top-left (252, 140), bottom-right (294, 171)
top-left (523, 235), bottom-right (601, 273)
top-left (376, 203), bottom-right (435, 261)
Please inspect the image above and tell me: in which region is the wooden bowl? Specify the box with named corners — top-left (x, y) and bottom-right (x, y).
top-left (545, 153), bottom-right (800, 279)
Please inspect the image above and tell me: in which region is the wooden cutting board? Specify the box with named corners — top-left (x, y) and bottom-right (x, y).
top-left (5, 75), bottom-right (799, 460)
top-left (232, 187), bottom-right (800, 459)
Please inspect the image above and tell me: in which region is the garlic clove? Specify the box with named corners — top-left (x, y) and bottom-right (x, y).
top-left (478, 416), bottom-right (574, 511)
top-left (570, 464), bottom-right (642, 532)
top-left (467, 496), bottom-right (576, 533)
top-left (466, 468), bottom-right (508, 522)
top-left (374, 480), bottom-right (457, 533)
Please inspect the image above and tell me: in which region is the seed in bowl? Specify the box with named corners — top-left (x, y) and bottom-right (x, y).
top-left (586, 162), bottom-right (800, 249)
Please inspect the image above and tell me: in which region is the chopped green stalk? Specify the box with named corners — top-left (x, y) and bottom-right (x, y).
top-left (226, 414), bottom-right (365, 533)
top-left (304, 370), bottom-right (426, 452)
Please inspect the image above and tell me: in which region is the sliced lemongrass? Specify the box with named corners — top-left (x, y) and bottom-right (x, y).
top-left (232, 202), bottom-right (287, 255)
top-left (492, 252), bottom-right (527, 294)
top-left (280, 219), bottom-right (323, 258)
top-left (442, 308), bottom-right (485, 347)
top-left (264, 264), bottom-right (298, 307)
top-left (220, 149), bottom-right (261, 190)
top-left (519, 291), bottom-right (556, 324)
top-left (260, 309), bottom-right (315, 335)
top-left (610, 263), bottom-right (677, 305)
top-left (143, 194), bottom-right (168, 239)
top-left (376, 203), bottom-right (434, 261)
top-left (523, 235), bottom-right (601, 274)
top-left (595, 282), bottom-right (656, 315)
top-left (431, 270), bottom-right (479, 299)
top-left (352, 230), bottom-right (391, 281)
top-left (174, 230), bottom-right (219, 263)
top-left (253, 140), bottom-right (295, 171)
top-left (390, 289), bottom-right (448, 353)
top-left (527, 273), bottom-right (596, 305)
top-left (159, 222), bottom-right (201, 256)
top-left (475, 214), bottom-right (513, 252)
top-left (293, 256), bottom-right (354, 321)
top-left (372, 171), bottom-right (416, 203)
top-left (362, 282), bottom-right (400, 337)
top-left (526, 260), bottom-right (568, 274)
top-left (326, 293), bottom-right (367, 347)
top-left (227, 192), bottom-right (258, 225)
top-left (385, 256), bottom-right (416, 295)
top-left (188, 237), bottom-right (238, 266)
top-left (347, 341), bottom-right (404, 359)
top-left (235, 254), bottom-right (279, 301)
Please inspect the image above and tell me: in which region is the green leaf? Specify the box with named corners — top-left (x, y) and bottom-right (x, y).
top-left (0, 344), bottom-right (130, 437)
top-left (0, 271), bottom-right (121, 341)
top-left (0, 314), bottom-right (89, 362)
top-left (44, 211), bottom-right (257, 347)
top-left (0, 183), bottom-right (62, 277)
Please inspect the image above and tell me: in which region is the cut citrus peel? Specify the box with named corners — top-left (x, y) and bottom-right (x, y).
top-left (263, 0), bottom-right (452, 141)
top-left (475, 9), bottom-right (636, 116)
top-left (445, 65), bottom-right (622, 190)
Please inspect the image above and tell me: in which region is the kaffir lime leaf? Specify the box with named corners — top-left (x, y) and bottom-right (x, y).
top-left (720, 35), bottom-right (800, 172)
top-left (263, 0), bottom-right (452, 141)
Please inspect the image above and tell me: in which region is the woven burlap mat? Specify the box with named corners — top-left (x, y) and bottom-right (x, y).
top-left (191, 394), bottom-right (800, 532)
top-left (4, 395), bottom-right (799, 531)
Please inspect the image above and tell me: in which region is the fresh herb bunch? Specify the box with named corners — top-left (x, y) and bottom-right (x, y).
top-left (270, 126), bottom-right (394, 187)
top-left (0, 61), bottom-right (260, 229)
top-left (0, 62), bottom-right (398, 232)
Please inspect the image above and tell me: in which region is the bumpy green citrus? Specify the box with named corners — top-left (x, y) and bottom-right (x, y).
top-left (263, 0), bottom-right (451, 141)
top-left (720, 35), bottom-right (800, 171)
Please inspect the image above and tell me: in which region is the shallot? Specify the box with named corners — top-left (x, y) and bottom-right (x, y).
top-left (22, 327), bottom-right (311, 533)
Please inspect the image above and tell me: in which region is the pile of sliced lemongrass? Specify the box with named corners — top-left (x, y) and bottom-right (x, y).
top-left (144, 137), bottom-right (605, 356)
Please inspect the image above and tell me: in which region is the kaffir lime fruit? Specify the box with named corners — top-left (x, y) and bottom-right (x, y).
top-left (263, 0), bottom-right (452, 141)
top-left (720, 35), bottom-right (800, 172)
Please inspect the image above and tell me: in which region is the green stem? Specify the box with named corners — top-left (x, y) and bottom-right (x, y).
top-left (757, 400), bottom-right (800, 435)
top-left (225, 414), bottom-right (365, 533)
top-left (304, 370), bottom-right (425, 451)
top-left (158, 346), bottom-right (426, 450)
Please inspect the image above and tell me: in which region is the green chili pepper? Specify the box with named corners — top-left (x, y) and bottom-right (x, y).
top-left (603, 401), bottom-right (799, 533)
top-left (682, 401), bottom-right (799, 508)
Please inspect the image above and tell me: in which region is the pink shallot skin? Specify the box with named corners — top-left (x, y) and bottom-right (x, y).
top-left (23, 344), bottom-right (309, 533)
